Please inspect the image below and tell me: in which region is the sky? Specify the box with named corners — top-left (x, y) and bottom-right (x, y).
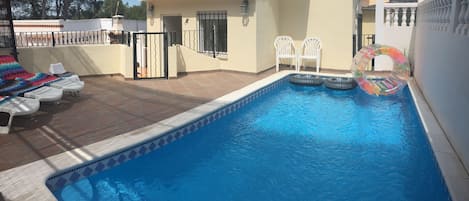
top-left (123, 0), bottom-right (141, 6)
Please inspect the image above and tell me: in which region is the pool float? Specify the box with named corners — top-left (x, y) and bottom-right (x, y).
top-left (289, 74), bottom-right (324, 86)
top-left (351, 44), bottom-right (410, 96)
top-left (324, 77), bottom-right (357, 90)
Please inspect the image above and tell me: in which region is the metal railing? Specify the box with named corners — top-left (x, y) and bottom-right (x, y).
top-left (15, 30), bottom-right (132, 48)
top-left (132, 32), bottom-right (169, 80)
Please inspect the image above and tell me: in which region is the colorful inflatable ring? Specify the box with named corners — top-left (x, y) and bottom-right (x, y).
top-left (351, 44), bottom-right (410, 96)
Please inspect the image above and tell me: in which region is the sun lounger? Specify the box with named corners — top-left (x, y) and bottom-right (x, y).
top-left (20, 73), bottom-right (84, 96)
top-left (0, 79), bottom-right (63, 102)
top-left (0, 95), bottom-right (40, 134)
top-left (0, 56), bottom-right (84, 95)
top-left (49, 63), bottom-right (81, 82)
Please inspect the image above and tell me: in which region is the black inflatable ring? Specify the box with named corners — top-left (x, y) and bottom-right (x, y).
top-left (324, 77), bottom-right (357, 90)
top-left (289, 74), bottom-right (324, 86)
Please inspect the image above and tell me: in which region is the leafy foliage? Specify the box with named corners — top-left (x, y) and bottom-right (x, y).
top-left (11, 0), bottom-right (146, 20)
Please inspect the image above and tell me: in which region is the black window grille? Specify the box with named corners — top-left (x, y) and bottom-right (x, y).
top-left (197, 11), bottom-right (227, 54)
top-left (0, 0), bottom-right (16, 57)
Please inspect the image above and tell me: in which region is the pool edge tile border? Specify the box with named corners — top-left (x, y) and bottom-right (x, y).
top-left (408, 79), bottom-right (469, 201)
top-left (0, 71), bottom-right (292, 201)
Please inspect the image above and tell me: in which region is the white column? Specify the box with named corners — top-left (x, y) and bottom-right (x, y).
top-left (385, 8), bottom-right (392, 26)
top-left (410, 8), bottom-right (416, 26)
top-left (375, 0), bottom-right (390, 71)
top-left (376, 0), bottom-right (385, 44)
top-left (393, 8), bottom-right (400, 26)
top-left (403, 8), bottom-right (408, 26)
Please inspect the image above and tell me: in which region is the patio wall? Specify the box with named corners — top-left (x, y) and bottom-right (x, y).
top-left (17, 45), bottom-right (134, 78)
top-left (413, 0), bottom-right (469, 171)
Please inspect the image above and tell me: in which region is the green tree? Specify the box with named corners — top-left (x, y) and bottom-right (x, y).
top-left (12, 0), bottom-right (146, 20)
top-left (125, 2), bottom-right (146, 20)
top-left (97, 0), bottom-right (125, 17)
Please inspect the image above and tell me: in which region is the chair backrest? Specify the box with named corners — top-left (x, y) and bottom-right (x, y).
top-left (274, 36), bottom-right (295, 56)
top-left (49, 63), bottom-right (66, 74)
top-left (301, 37), bottom-right (321, 57)
top-left (0, 55), bottom-right (29, 80)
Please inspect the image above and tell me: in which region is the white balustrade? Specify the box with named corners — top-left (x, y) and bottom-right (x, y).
top-left (383, 3), bottom-right (418, 27)
top-left (15, 30), bottom-right (120, 48)
top-left (418, 0), bottom-right (455, 32)
top-left (455, 0), bottom-right (465, 33)
top-left (410, 8), bottom-right (416, 26)
top-left (386, 8), bottom-right (392, 26)
top-left (463, 0), bottom-right (469, 34)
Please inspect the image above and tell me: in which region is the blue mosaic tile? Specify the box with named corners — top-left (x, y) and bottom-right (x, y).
top-left (158, 139), bottom-right (166, 146)
top-left (183, 127), bottom-right (191, 135)
top-left (69, 172), bottom-right (81, 182)
top-left (118, 155), bottom-right (127, 163)
top-left (175, 132), bottom-right (182, 139)
top-left (95, 162), bottom-right (105, 172)
top-left (166, 135), bottom-right (174, 142)
top-left (83, 167), bottom-right (93, 177)
top-left (139, 147), bottom-right (147, 155)
top-left (55, 177), bottom-right (67, 189)
top-left (148, 142), bottom-right (157, 150)
top-left (107, 158), bottom-right (116, 167)
top-left (128, 150), bottom-right (137, 159)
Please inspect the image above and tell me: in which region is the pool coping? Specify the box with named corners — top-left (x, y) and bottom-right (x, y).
top-left (0, 71), bottom-right (467, 200)
top-left (407, 79), bottom-right (469, 201)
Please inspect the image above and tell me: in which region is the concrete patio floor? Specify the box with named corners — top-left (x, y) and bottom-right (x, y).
top-left (0, 69), bottom-right (277, 171)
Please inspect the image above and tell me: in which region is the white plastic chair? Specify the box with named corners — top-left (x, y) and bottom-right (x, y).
top-left (298, 37), bottom-right (321, 73)
top-left (274, 36), bottom-right (298, 72)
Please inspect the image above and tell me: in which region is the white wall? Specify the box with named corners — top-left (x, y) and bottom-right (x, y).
top-left (13, 20), bottom-right (64, 32)
top-left (413, 1), bottom-right (469, 171)
top-left (64, 19), bottom-right (146, 31)
top-left (375, 3), bottom-right (417, 71)
top-left (256, 0), bottom-right (280, 72)
top-left (13, 19), bottom-right (146, 32)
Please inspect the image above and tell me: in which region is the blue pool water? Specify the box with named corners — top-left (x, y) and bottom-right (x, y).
top-left (52, 79), bottom-right (451, 201)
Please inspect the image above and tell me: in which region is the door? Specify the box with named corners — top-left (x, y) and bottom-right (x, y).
top-left (133, 32), bottom-right (169, 79)
top-left (163, 16), bottom-right (182, 46)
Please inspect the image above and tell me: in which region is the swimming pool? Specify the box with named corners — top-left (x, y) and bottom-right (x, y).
top-left (48, 76), bottom-right (451, 201)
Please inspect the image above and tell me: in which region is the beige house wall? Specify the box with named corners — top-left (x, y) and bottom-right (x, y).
top-left (279, 0), bottom-right (354, 70)
top-left (362, 9), bottom-right (376, 35)
top-left (255, 0), bottom-right (279, 72)
top-left (147, 0), bottom-right (258, 73)
top-left (17, 45), bottom-right (133, 78)
top-left (147, 0), bottom-right (354, 73)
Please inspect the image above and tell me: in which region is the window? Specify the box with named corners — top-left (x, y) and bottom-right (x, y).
top-left (197, 11), bottom-right (227, 54)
